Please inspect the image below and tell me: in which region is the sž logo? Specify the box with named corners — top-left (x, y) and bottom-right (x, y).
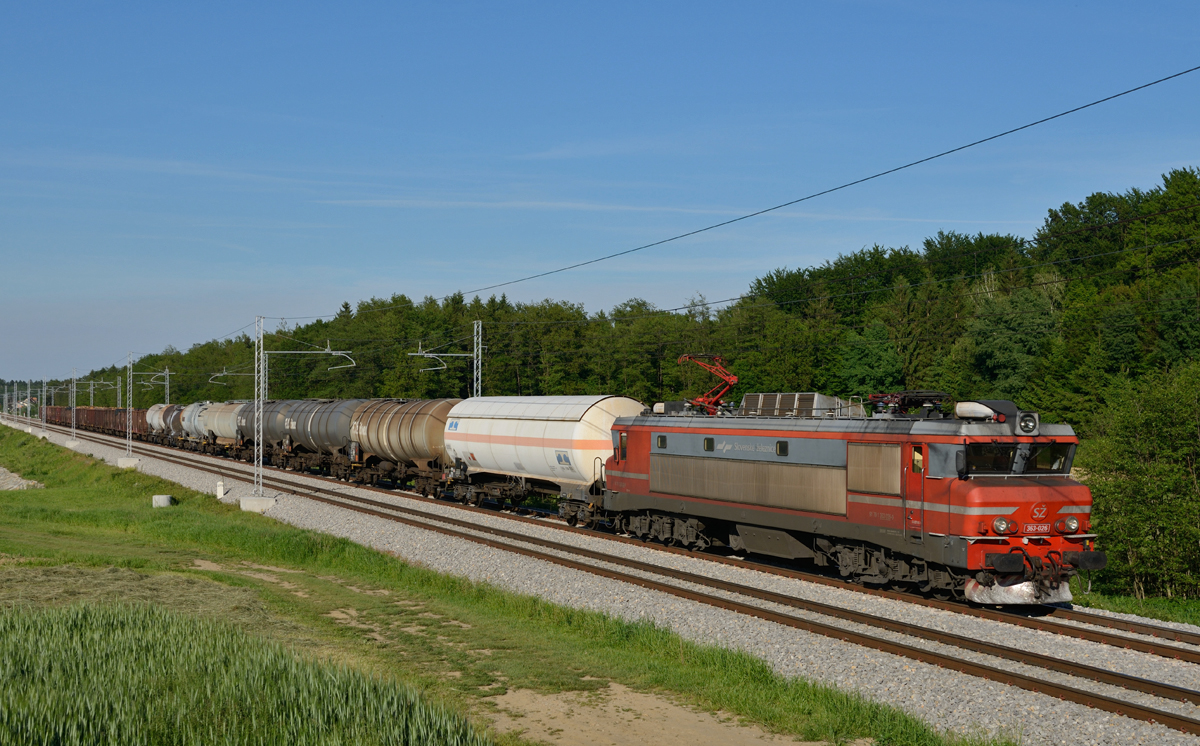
top-left (1031, 503), bottom-right (1048, 520)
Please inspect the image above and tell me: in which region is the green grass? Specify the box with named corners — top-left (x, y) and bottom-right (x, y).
top-left (0, 426), bottom-right (1017, 746)
top-left (1069, 575), bottom-right (1200, 627)
top-left (0, 603), bottom-right (488, 746)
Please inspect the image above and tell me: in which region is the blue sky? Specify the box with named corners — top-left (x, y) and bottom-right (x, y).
top-left (2, 2), bottom-right (1198, 379)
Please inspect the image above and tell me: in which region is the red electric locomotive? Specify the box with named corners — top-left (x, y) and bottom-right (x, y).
top-left (588, 392), bottom-right (1105, 604)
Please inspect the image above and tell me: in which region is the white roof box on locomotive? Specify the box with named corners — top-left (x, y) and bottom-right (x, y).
top-left (444, 395), bottom-right (644, 488)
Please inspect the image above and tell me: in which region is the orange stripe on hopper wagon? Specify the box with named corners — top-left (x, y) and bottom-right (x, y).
top-left (444, 432), bottom-right (612, 450)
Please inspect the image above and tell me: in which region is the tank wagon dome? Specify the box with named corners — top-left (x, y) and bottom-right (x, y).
top-left (444, 395), bottom-right (645, 488)
top-left (351, 399), bottom-right (461, 466)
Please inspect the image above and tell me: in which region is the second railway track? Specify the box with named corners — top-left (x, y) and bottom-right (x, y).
top-left (31, 417), bottom-right (1200, 656)
top-left (20, 418), bottom-right (1200, 736)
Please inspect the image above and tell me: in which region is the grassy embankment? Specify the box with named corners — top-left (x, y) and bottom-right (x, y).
top-left (1067, 575), bottom-right (1200, 626)
top-left (0, 426), bottom-right (1016, 746)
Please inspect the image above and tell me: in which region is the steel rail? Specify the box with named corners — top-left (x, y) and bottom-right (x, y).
top-left (383, 484), bottom-right (1200, 653)
top-left (25, 421), bottom-right (1200, 731)
top-left (1038, 607), bottom-right (1200, 648)
top-left (259, 479), bottom-right (1200, 707)
top-left (27, 416), bottom-right (1200, 655)
top-left (286, 490), bottom-right (1200, 735)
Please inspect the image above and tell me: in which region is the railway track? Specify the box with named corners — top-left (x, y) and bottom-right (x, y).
top-left (33, 418), bottom-right (1199, 657)
top-left (17, 418), bottom-right (1200, 735)
top-left (23, 418), bottom-right (1200, 650)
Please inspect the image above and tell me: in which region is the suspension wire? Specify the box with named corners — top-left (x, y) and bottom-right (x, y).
top-left (262, 66), bottom-right (1200, 323)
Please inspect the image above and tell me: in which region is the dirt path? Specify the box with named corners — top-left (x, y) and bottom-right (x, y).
top-left (485, 682), bottom-right (863, 746)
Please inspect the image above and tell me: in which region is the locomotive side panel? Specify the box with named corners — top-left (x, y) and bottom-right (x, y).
top-left (846, 443), bottom-right (901, 496)
top-left (643, 429), bottom-right (849, 514)
top-left (649, 455), bottom-right (847, 514)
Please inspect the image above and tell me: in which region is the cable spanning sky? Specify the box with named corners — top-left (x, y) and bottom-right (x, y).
top-left (2, 2), bottom-right (1198, 378)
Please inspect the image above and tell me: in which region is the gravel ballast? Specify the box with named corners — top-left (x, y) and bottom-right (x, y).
top-left (12, 421), bottom-right (1200, 745)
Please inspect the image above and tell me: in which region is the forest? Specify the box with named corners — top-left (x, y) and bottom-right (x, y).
top-left (14, 167), bottom-right (1200, 599)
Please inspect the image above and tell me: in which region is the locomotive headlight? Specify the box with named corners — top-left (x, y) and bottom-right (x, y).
top-left (1018, 413), bottom-right (1038, 433)
top-left (1055, 516), bottom-right (1080, 534)
top-left (992, 517), bottom-right (1015, 534)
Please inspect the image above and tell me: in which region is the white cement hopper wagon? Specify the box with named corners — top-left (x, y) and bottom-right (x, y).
top-left (443, 395), bottom-right (644, 491)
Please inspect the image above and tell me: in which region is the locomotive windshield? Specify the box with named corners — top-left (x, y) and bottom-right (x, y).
top-left (965, 442), bottom-right (1073, 475)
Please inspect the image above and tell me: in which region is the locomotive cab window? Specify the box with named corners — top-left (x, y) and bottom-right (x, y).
top-left (775, 440), bottom-right (788, 457)
top-left (965, 444), bottom-right (1015, 474)
top-left (703, 437), bottom-right (714, 452)
top-left (1024, 443), bottom-right (1073, 474)
top-left (619, 432), bottom-right (628, 461)
top-left (656, 435), bottom-right (667, 449)
top-left (965, 442), bottom-right (1074, 475)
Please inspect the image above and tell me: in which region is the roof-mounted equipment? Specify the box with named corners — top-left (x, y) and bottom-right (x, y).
top-left (677, 354), bottom-right (738, 416)
top-left (954, 399), bottom-right (1040, 435)
top-left (868, 391), bottom-right (949, 418)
